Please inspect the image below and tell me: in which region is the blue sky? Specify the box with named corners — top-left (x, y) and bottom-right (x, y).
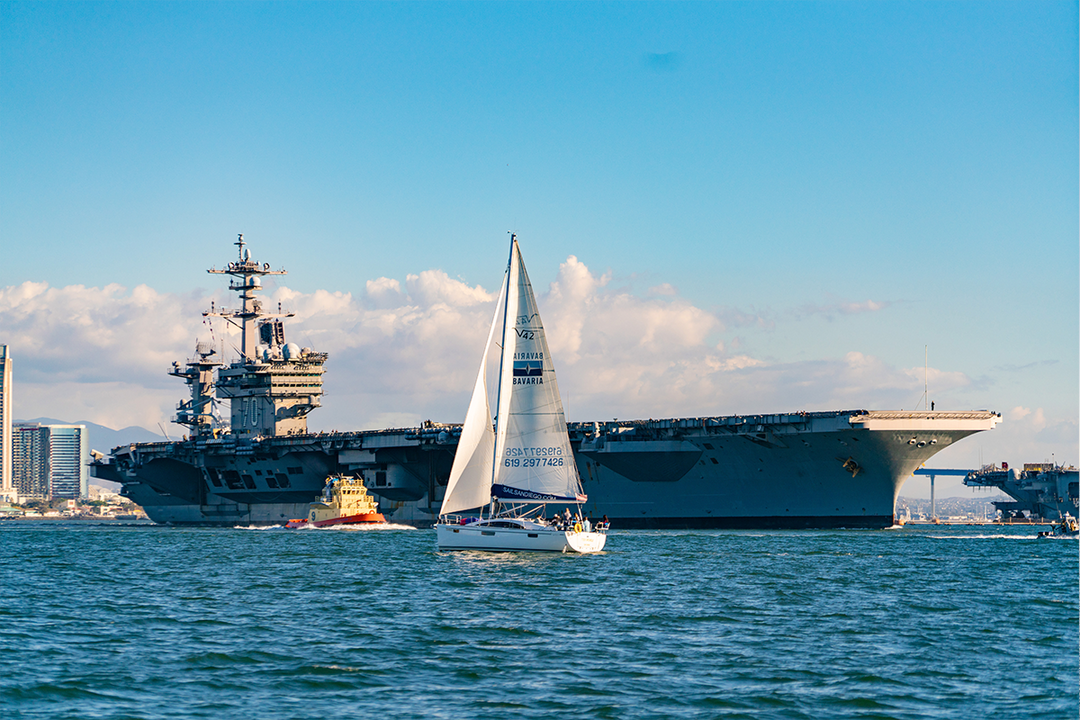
top-left (2, 1), bottom-right (1077, 497)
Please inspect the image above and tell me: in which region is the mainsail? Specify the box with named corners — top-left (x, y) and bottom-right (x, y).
top-left (492, 239), bottom-right (584, 504)
top-left (438, 236), bottom-right (585, 516)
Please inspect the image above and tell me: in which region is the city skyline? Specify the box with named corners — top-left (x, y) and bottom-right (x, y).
top-left (1, 2), bottom-right (1077, 500)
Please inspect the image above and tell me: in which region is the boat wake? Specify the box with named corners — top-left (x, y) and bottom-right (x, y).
top-left (928, 533), bottom-right (1044, 540)
top-left (315, 522), bottom-right (417, 531)
top-left (232, 522), bottom-right (417, 531)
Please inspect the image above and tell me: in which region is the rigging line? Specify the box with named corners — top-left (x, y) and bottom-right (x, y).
top-left (489, 233), bottom-right (517, 520)
top-left (203, 315), bottom-right (217, 346)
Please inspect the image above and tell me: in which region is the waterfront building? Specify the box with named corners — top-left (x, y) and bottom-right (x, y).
top-left (13, 423), bottom-right (49, 500)
top-left (12, 423), bottom-right (88, 501)
top-left (47, 425), bottom-right (88, 499)
top-left (0, 345), bottom-right (12, 502)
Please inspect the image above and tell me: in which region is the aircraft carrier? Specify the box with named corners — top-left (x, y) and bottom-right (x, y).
top-left (965, 463), bottom-right (1079, 520)
top-left (90, 238), bottom-right (1002, 528)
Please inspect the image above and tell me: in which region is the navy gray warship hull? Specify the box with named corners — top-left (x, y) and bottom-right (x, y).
top-left (93, 410), bottom-right (1001, 528)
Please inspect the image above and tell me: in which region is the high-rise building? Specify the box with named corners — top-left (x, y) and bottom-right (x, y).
top-left (0, 345), bottom-right (12, 502)
top-left (47, 425), bottom-right (88, 499)
top-left (13, 423), bottom-right (49, 500)
top-left (12, 423), bottom-right (88, 501)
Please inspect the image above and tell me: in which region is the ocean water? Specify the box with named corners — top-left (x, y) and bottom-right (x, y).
top-left (1, 521), bottom-right (1076, 720)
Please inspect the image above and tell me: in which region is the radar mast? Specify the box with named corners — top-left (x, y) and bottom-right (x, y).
top-left (170, 235), bottom-right (328, 438)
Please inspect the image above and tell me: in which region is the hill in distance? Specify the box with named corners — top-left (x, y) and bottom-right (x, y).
top-left (20, 417), bottom-right (163, 454)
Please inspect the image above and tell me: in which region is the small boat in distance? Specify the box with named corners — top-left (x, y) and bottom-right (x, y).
top-left (286, 475), bottom-right (386, 528)
top-left (1037, 515), bottom-right (1079, 538)
top-left (435, 235), bottom-right (607, 553)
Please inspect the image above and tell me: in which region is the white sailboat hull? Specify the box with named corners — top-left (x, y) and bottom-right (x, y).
top-left (436, 523), bottom-right (606, 553)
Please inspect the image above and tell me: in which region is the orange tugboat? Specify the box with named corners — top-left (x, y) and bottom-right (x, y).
top-left (286, 475), bottom-right (385, 528)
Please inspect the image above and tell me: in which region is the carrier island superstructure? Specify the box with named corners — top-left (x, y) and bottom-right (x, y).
top-left (965, 463), bottom-right (1079, 520)
top-left (91, 239), bottom-right (1002, 528)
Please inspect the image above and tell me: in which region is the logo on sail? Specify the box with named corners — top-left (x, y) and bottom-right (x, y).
top-left (513, 360), bottom-right (543, 384)
top-left (513, 360), bottom-right (542, 377)
top-left (516, 313), bottom-right (539, 326)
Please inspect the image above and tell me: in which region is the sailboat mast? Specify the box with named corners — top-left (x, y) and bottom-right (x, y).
top-left (488, 233), bottom-right (518, 517)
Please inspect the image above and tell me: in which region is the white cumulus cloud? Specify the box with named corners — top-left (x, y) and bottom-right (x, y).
top-left (6, 258), bottom-right (1071, 483)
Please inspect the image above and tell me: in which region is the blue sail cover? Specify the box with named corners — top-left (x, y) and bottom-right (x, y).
top-left (491, 484), bottom-right (587, 502)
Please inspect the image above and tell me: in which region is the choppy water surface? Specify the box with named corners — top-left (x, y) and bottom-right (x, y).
top-left (1, 522), bottom-right (1076, 719)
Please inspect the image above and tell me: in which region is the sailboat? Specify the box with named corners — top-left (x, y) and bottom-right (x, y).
top-left (435, 235), bottom-right (607, 553)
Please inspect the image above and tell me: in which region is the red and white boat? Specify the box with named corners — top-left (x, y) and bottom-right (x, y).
top-left (286, 475), bottom-right (385, 528)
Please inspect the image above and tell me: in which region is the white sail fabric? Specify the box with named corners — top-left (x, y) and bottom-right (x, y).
top-left (438, 273), bottom-right (506, 516)
top-left (491, 240), bottom-right (584, 503)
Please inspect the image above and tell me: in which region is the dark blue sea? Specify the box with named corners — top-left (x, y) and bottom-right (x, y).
top-left (1, 521), bottom-right (1076, 719)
